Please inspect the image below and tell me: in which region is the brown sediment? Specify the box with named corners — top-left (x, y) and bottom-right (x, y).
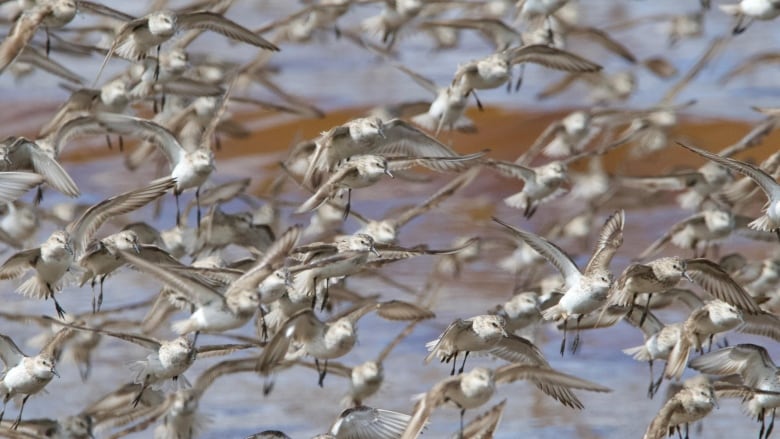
top-left (8, 103), bottom-right (775, 172)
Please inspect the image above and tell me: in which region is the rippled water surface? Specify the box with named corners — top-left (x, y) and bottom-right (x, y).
top-left (1, 1), bottom-right (780, 438)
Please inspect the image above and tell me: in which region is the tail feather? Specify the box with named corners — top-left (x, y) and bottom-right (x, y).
top-left (17, 276), bottom-right (54, 300)
top-left (718, 4), bottom-right (742, 15)
top-left (171, 318), bottom-right (198, 335)
top-left (541, 304), bottom-right (562, 321)
top-left (623, 345), bottom-right (651, 361)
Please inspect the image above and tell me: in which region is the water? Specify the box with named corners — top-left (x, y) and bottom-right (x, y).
top-left (0, 1), bottom-right (779, 438)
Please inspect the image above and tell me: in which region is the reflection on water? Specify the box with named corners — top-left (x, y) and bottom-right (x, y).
top-left (0, 1), bottom-right (778, 438)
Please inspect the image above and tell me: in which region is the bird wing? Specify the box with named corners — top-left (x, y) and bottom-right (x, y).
top-left (92, 113), bottom-right (185, 166)
top-left (508, 44), bottom-right (602, 72)
top-left (178, 12), bottom-right (279, 51)
top-left (494, 217), bottom-right (581, 287)
top-left (66, 178), bottom-right (174, 256)
top-left (685, 258), bottom-right (762, 314)
top-left (227, 225), bottom-right (302, 295)
top-left (374, 119), bottom-right (460, 161)
top-left (329, 406), bottom-right (411, 439)
top-left (0, 248), bottom-right (40, 280)
top-left (584, 209), bottom-right (624, 274)
top-left (21, 140), bottom-right (80, 197)
top-left (120, 250), bottom-right (223, 306)
top-left (0, 172), bottom-right (43, 204)
top-left (679, 142), bottom-right (780, 203)
top-left (0, 334), bottom-right (26, 366)
top-left (689, 344), bottom-right (773, 387)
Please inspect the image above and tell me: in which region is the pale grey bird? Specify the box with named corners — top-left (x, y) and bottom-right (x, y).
top-left (0, 178), bottom-right (174, 316)
top-left (494, 210), bottom-right (623, 355)
top-left (401, 363), bottom-right (611, 439)
top-left (0, 328), bottom-right (73, 429)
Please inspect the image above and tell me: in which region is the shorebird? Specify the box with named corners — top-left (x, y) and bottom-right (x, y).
top-left (256, 301), bottom-right (433, 386)
top-left (401, 364), bottom-right (611, 439)
top-left (295, 153), bottom-right (483, 216)
top-left (0, 178), bottom-right (174, 317)
top-left (664, 300), bottom-right (744, 380)
top-left (0, 328), bottom-right (73, 429)
top-left (0, 0), bottom-right (131, 74)
top-left (622, 308), bottom-right (684, 398)
top-left (494, 210), bottom-right (623, 355)
top-left (424, 314), bottom-right (551, 375)
top-left (297, 321), bottom-right (421, 407)
top-left (302, 117), bottom-right (463, 187)
top-left (678, 142), bottom-right (780, 240)
top-left (609, 257), bottom-right (760, 325)
top-left (690, 343), bottom-right (780, 439)
top-left (44, 317), bottom-right (254, 407)
top-left (0, 136), bottom-right (80, 199)
top-left (64, 110), bottom-right (219, 226)
top-left (643, 375), bottom-right (716, 439)
top-left (452, 44), bottom-right (601, 103)
top-left (392, 64), bottom-right (474, 135)
top-left (720, 0), bottom-right (780, 33)
top-left (94, 9), bottom-right (279, 84)
top-left (119, 250), bottom-right (260, 335)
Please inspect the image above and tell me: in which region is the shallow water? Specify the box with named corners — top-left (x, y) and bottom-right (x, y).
top-left (0, 1), bottom-right (779, 438)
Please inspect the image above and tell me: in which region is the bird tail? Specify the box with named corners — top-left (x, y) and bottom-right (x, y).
top-left (541, 304), bottom-right (562, 321)
top-left (623, 345), bottom-right (651, 362)
top-left (17, 276), bottom-right (53, 300)
top-left (718, 4), bottom-right (742, 15)
top-left (171, 318), bottom-right (198, 335)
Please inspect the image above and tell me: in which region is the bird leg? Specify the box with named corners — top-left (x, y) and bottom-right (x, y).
top-left (106, 134), bottom-right (113, 150)
top-left (132, 383), bottom-right (149, 407)
top-left (449, 352), bottom-right (458, 376)
top-left (733, 16), bottom-right (752, 35)
top-left (154, 45), bottom-right (161, 82)
top-left (118, 135), bottom-right (124, 152)
top-left (263, 377), bottom-right (275, 395)
top-left (11, 395), bottom-right (29, 429)
top-left (514, 64), bottom-right (526, 92)
top-left (470, 90), bottom-right (483, 111)
top-left (320, 278), bottom-right (330, 312)
top-left (571, 314), bottom-right (584, 354)
top-left (258, 306), bottom-right (269, 341)
top-left (560, 318), bottom-right (568, 356)
top-left (647, 359), bottom-right (656, 398)
top-left (196, 187), bottom-right (202, 229)
top-left (458, 351), bottom-right (470, 374)
top-left (459, 407), bottom-right (466, 439)
top-left (52, 295), bottom-right (67, 319)
top-left (45, 27), bottom-right (51, 56)
top-left (315, 358), bottom-right (328, 387)
top-left (545, 16), bottom-right (555, 44)
top-left (34, 186), bottom-right (43, 205)
top-left (652, 369), bottom-right (664, 397)
top-left (639, 293), bottom-right (653, 327)
top-left (175, 191), bottom-right (182, 226)
top-left (99, 275), bottom-right (107, 310)
top-left (760, 409), bottom-right (766, 439)
top-left (342, 188), bottom-right (352, 220)
top-left (764, 408), bottom-right (777, 439)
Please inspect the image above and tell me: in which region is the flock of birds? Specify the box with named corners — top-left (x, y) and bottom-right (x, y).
top-left (0, 0), bottom-right (778, 438)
